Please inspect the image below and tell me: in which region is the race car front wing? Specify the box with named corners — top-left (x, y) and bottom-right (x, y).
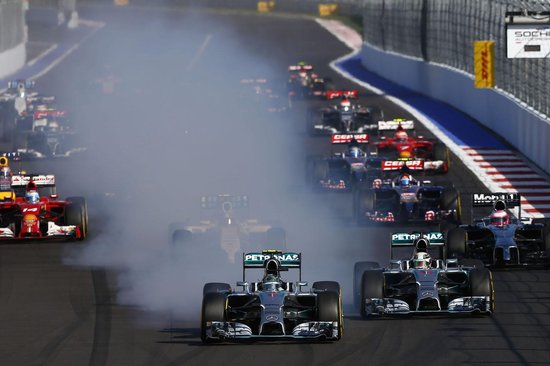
top-left (363, 296), bottom-right (492, 316)
top-left (204, 321), bottom-right (339, 340)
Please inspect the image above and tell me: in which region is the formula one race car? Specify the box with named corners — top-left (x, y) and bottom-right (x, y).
top-left (201, 249), bottom-right (342, 342)
top-left (372, 119), bottom-right (448, 173)
top-left (14, 108), bottom-right (86, 158)
top-left (169, 194), bottom-right (286, 263)
top-left (307, 90), bottom-right (384, 136)
top-left (306, 134), bottom-right (385, 191)
top-left (0, 175), bottom-right (87, 241)
top-left (356, 232), bottom-right (493, 317)
top-left (352, 167), bottom-right (460, 224)
top-left (287, 62), bottom-right (317, 99)
top-left (446, 192), bottom-right (550, 266)
top-left (239, 78), bottom-right (289, 113)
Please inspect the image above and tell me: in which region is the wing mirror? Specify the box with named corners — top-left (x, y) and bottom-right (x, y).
top-left (236, 281), bottom-right (248, 290)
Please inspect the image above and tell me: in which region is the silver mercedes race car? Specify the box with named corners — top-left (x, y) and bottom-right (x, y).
top-left (356, 232), bottom-right (493, 317)
top-left (201, 250), bottom-right (343, 342)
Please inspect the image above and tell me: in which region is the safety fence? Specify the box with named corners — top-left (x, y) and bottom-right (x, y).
top-left (0, 0), bottom-right (25, 54)
top-left (363, 0), bottom-right (550, 119)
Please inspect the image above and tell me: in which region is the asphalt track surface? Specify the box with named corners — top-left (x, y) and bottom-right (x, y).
top-left (0, 5), bottom-right (549, 366)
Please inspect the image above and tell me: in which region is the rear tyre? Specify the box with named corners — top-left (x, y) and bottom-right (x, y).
top-left (316, 290), bottom-right (342, 340)
top-left (355, 189), bottom-right (375, 224)
top-left (172, 229), bottom-right (192, 244)
top-left (360, 270), bottom-right (384, 318)
top-left (203, 282), bottom-right (231, 296)
top-left (447, 227), bottom-right (467, 259)
top-left (433, 143), bottom-right (448, 171)
top-left (441, 188), bottom-right (460, 223)
top-left (201, 292), bottom-right (227, 343)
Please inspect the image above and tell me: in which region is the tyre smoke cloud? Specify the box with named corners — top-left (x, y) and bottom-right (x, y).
top-left (58, 9), bottom-right (381, 320)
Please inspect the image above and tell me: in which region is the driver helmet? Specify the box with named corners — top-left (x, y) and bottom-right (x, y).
top-left (399, 174), bottom-right (411, 187)
top-left (25, 190), bottom-right (40, 203)
top-left (413, 252), bottom-right (431, 269)
top-left (262, 274), bottom-right (282, 292)
top-left (395, 129), bottom-right (408, 142)
top-left (490, 210), bottom-right (510, 227)
top-left (347, 146), bottom-right (363, 158)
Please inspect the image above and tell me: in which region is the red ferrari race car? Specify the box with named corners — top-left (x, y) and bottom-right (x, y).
top-left (0, 174), bottom-right (87, 241)
top-left (372, 119), bottom-right (449, 174)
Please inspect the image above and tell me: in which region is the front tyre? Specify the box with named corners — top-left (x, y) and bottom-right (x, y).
top-left (201, 292), bottom-right (226, 343)
top-left (316, 290), bottom-right (342, 340)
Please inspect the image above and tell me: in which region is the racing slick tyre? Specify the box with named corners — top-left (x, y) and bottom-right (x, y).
top-left (447, 227), bottom-right (467, 259)
top-left (354, 189), bottom-right (375, 225)
top-left (65, 203), bottom-right (86, 241)
top-left (441, 187), bottom-right (461, 223)
top-left (201, 292), bottom-right (227, 343)
top-left (312, 160), bottom-right (329, 183)
top-left (433, 143), bottom-right (449, 172)
top-left (532, 218), bottom-right (550, 251)
top-left (312, 281), bottom-right (341, 294)
top-left (67, 197), bottom-right (88, 237)
top-left (172, 229), bottom-right (192, 244)
top-left (203, 282), bottom-right (232, 296)
top-left (316, 290), bottom-right (343, 340)
top-left (360, 270), bottom-right (384, 318)
top-left (353, 262), bottom-right (380, 310)
top-left (265, 227), bottom-right (286, 250)
top-left (469, 268), bottom-right (494, 313)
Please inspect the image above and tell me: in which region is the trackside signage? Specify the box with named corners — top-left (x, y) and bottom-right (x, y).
top-left (391, 232), bottom-right (444, 246)
top-left (507, 24), bottom-right (550, 58)
top-left (474, 41), bottom-right (495, 88)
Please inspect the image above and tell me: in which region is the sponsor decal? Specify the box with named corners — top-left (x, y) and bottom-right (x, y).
top-left (331, 134), bottom-right (368, 143)
top-left (245, 253), bottom-right (299, 263)
top-left (265, 315), bottom-right (279, 321)
top-left (391, 232), bottom-right (443, 242)
top-left (472, 192), bottom-right (520, 204)
top-left (381, 160), bottom-right (423, 170)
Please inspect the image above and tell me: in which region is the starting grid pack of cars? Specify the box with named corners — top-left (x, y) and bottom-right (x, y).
top-left (196, 62), bottom-right (550, 342)
top-left (3, 68), bottom-right (549, 343)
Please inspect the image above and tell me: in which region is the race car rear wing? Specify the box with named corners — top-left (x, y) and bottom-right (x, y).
top-left (288, 64), bottom-right (313, 71)
top-left (472, 192), bottom-right (520, 208)
top-left (33, 110), bottom-right (66, 119)
top-left (242, 250), bottom-right (302, 280)
top-left (471, 192), bottom-right (521, 220)
top-left (331, 133), bottom-right (369, 144)
top-left (381, 160), bottom-right (424, 171)
top-left (7, 79), bottom-right (34, 91)
top-left (200, 194), bottom-right (249, 210)
top-left (390, 231), bottom-right (445, 259)
top-left (11, 174), bottom-right (55, 187)
top-left (378, 119), bottom-right (415, 131)
top-left (326, 89), bottom-right (358, 100)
